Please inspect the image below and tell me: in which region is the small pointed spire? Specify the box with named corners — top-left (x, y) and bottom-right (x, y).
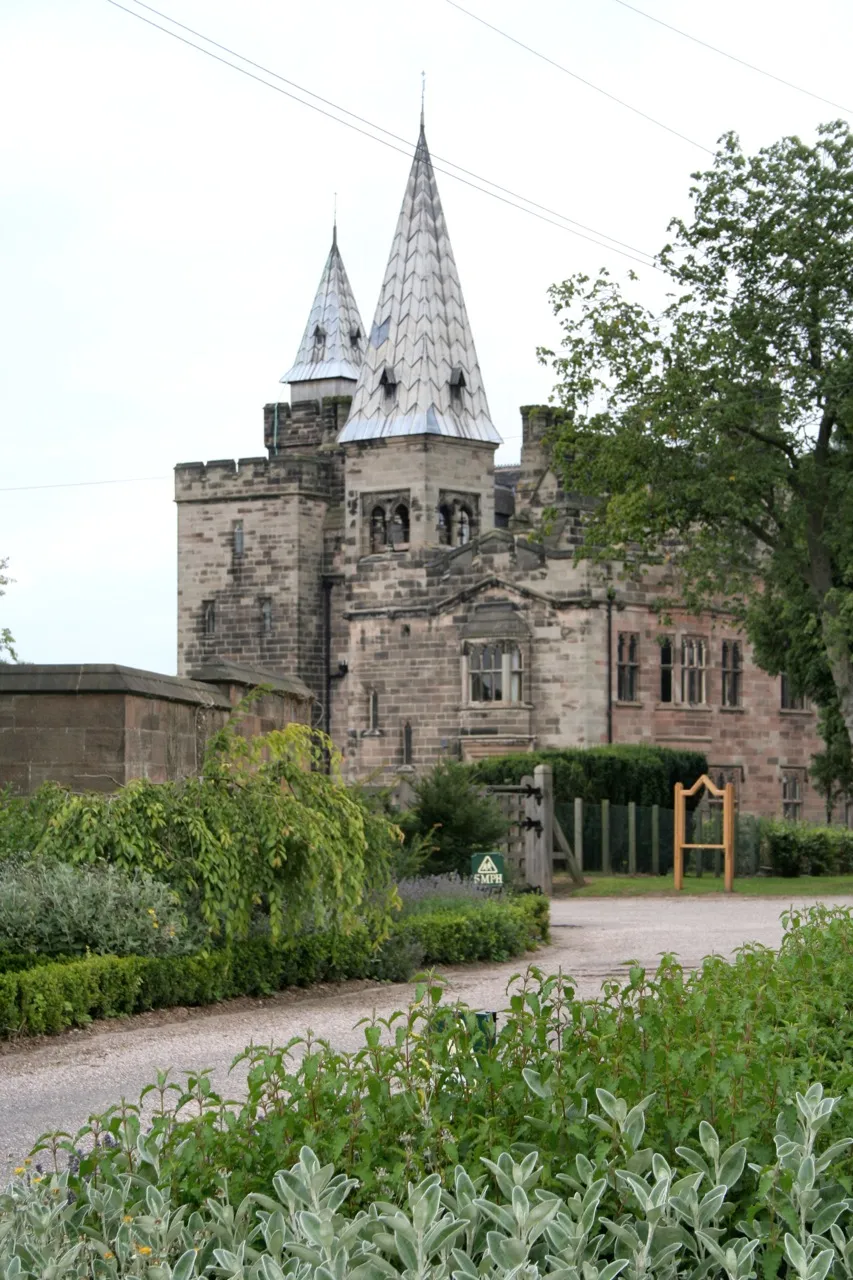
top-left (339, 116), bottom-right (500, 445)
top-left (280, 224), bottom-right (365, 386)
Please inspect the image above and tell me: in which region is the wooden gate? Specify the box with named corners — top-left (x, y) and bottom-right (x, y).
top-left (485, 765), bottom-right (554, 894)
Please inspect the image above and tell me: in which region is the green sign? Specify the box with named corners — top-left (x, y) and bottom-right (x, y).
top-left (471, 852), bottom-right (504, 886)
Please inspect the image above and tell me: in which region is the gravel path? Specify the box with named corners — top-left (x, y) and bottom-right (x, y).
top-left (3, 894), bottom-right (850, 1171)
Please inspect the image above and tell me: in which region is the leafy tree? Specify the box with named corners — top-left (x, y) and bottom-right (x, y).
top-left (541, 121), bottom-right (853, 755)
top-left (0, 558), bottom-right (16, 663)
top-left (399, 760), bottom-right (507, 876)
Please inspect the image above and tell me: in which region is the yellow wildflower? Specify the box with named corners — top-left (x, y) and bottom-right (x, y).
top-left (13, 1167), bottom-right (24, 1175)
top-left (24, 1158), bottom-right (31, 1166)
top-left (32, 1176), bottom-right (43, 1184)
top-left (104, 1252), bottom-right (114, 1261)
top-left (137, 1245), bottom-right (152, 1255)
top-left (123, 1215), bottom-right (133, 1223)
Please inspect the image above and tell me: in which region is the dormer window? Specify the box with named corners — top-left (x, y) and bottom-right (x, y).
top-left (313, 324), bottom-right (326, 352)
top-left (450, 366), bottom-right (466, 406)
top-left (380, 365), bottom-right (398, 404)
top-left (349, 325), bottom-right (362, 349)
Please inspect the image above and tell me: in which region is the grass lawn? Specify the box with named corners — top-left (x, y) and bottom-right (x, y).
top-left (556, 871), bottom-right (853, 897)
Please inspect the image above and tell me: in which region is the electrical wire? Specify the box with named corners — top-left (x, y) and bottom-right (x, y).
top-left (445, 0), bottom-right (715, 156)
top-left (0, 476), bottom-right (169, 493)
top-left (125, 0), bottom-right (656, 261)
top-left (610, 0), bottom-right (852, 117)
top-left (105, 0), bottom-right (661, 269)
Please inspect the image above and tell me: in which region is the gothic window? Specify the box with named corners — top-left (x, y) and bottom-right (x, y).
top-left (369, 689), bottom-right (379, 731)
top-left (467, 643), bottom-right (524, 704)
top-left (721, 640), bottom-right (742, 707)
top-left (260, 597), bottom-right (272, 634)
top-left (389, 503), bottom-right (410, 548)
top-left (457, 505), bottom-right (472, 546)
top-left (659, 637), bottom-right (674, 703)
top-left (681, 637), bottom-right (707, 704)
top-left (370, 507), bottom-right (387, 553)
top-left (617, 632), bottom-right (639, 702)
top-left (782, 769), bottom-right (804, 820)
top-left (403, 720), bottom-right (413, 765)
top-left (202, 600), bottom-right (216, 636)
top-left (450, 366), bottom-right (466, 406)
top-left (232, 520), bottom-right (244, 557)
top-left (469, 643), bottom-right (503, 702)
top-left (781, 673), bottom-right (805, 710)
top-left (438, 504), bottom-right (452, 546)
top-left (380, 365), bottom-right (397, 403)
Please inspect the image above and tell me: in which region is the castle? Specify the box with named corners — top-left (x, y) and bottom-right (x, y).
top-left (174, 116), bottom-right (822, 821)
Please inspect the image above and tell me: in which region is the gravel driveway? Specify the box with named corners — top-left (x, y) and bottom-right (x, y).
top-left (2, 894), bottom-right (850, 1172)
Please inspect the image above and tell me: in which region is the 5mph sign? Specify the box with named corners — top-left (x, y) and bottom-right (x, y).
top-left (471, 852), bottom-right (504, 886)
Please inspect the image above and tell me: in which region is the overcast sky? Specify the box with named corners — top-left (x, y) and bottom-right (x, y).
top-left (2, 0), bottom-right (851, 674)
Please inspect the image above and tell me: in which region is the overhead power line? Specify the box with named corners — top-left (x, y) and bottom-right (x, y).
top-left (105, 0), bottom-right (661, 269)
top-left (610, 0), bottom-right (852, 117)
top-left (0, 475), bottom-right (168, 493)
top-left (125, 0), bottom-right (655, 261)
top-left (445, 0), bottom-right (714, 156)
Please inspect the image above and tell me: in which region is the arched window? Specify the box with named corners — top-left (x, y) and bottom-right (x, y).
top-left (457, 506), bottom-right (472, 546)
top-left (370, 506), bottom-right (387, 553)
top-left (438, 504), bottom-right (452, 546)
top-left (390, 503), bottom-right (410, 548)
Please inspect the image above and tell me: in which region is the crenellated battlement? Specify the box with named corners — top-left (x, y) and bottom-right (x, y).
top-left (262, 396), bottom-right (352, 457)
top-left (174, 451), bottom-right (335, 504)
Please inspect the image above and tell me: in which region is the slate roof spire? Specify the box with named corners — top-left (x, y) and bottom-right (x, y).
top-left (280, 225), bottom-right (366, 386)
top-left (338, 120), bottom-right (501, 444)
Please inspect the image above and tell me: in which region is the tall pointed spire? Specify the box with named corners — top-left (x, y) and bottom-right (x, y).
top-left (338, 121), bottom-right (501, 444)
top-left (281, 226), bottom-right (365, 386)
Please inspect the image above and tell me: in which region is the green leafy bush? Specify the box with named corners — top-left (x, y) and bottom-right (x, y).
top-left (761, 818), bottom-right (853, 876)
top-left (41, 904), bottom-right (853, 1215)
top-left (399, 760), bottom-right (508, 875)
top-left (7, 1090), bottom-right (853, 1280)
top-left (468, 744), bottom-right (708, 808)
top-left (0, 725), bottom-right (400, 944)
top-left (0, 896), bottom-right (548, 1038)
top-left (0, 857), bottom-right (196, 958)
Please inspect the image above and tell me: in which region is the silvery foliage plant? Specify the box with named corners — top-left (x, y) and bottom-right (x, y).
top-left (2, 1084), bottom-right (852, 1280)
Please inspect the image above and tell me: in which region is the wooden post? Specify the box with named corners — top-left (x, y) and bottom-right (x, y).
top-left (628, 802), bottom-right (637, 874)
top-left (675, 784), bottom-right (683, 889)
top-left (574, 797), bottom-right (584, 873)
top-left (601, 798), bottom-right (611, 874)
top-left (533, 764), bottom-right (554, 897)
top-left (724, 781), bottom-right (735, 893)
top-left (651, 804), bottom-right (660, 876)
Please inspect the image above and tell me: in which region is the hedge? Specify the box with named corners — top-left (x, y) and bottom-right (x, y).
top-left (0, 895), bottom-right (549, 1039)
top-left (468, 744), bottom-right (708, 808)
top-left (761, 818), bottom-right (853, 876)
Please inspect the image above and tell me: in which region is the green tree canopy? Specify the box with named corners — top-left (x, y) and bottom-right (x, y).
top-left (542, 121), bottom-right (853, 764)
top-left (0, 559), bottom-right (16, 663)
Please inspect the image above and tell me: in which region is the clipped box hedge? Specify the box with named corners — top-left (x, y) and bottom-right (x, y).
top-left (0, 894), bottom-right (549, 1039)
top-left (761, 819), bottom-right (853, 876)
top-left (468, 744), bottom-right (708, 808)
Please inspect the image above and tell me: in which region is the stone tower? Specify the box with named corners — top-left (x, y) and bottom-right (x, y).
top-left (338, 116), bottom-right (501, 559)
top-left (174, 227), bottom-right (364, 705)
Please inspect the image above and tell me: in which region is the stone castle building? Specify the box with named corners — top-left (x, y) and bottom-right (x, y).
top-left (175, 116), bottom-right (823, 821)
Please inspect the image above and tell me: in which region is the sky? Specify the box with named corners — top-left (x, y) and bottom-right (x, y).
top-left (2, 0), bottom-right (851, 674)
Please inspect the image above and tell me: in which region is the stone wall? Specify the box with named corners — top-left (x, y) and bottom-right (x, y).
top-left (0, 663), bottom-right (312, 794)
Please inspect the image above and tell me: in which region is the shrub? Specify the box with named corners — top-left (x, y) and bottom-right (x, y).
top-left (399, 760), bottom-right (508, 875)
top-left (0, 896), bottom-right (547, 1038)
top-left (0, 725), bottom-right (400, 945)
top-left (468, 743), bottom-right (708, 807)
top-left (761, 817), bottom-right (853, 876)
top-left (0, 857), bottom-right (197, 958)
top-left (41, 904), bottom-right (853, 1214)
top-left (5, 1097), bottom-right (853, 1280)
